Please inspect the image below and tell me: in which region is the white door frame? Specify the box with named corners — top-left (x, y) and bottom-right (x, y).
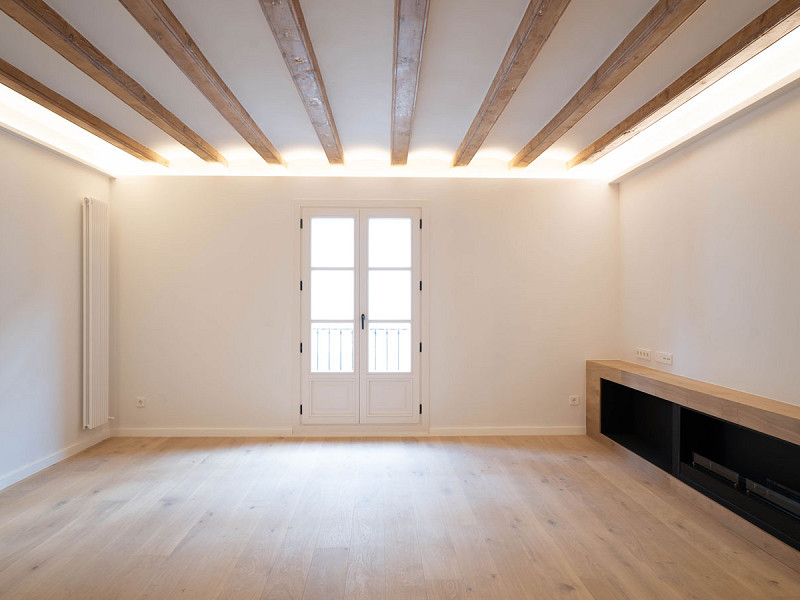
top-left (292, 198), bottom-right (430, 436)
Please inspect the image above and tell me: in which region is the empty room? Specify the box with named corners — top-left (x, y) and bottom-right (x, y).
top-left (2, 0), bottom-right (800, 598)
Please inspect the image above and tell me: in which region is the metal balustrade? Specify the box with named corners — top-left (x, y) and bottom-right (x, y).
top-left (310, 323), bottom-right (411, 373)
top-left (311, 326), bottom-right (353, 372)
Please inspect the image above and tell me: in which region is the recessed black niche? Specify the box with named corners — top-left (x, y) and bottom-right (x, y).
top-left (600, 379), bottom-right (677, 473)
top-left (600, 378), bottom-right (800, 552)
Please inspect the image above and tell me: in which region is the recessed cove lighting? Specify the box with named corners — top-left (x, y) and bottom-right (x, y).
top-left (576, 25), bottom-right (800, 182)
top-left (0, 83), bottom-right (164, 177)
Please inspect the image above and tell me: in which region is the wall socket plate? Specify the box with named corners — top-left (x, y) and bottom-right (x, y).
top-left (655, 352), bottom-right (673, 365)
top-left (635, 348), bottom-right (652, 360)
top-left (136, 397), bottom-right (146, 408)
top-left (569, 395), bottom-right (580, 406)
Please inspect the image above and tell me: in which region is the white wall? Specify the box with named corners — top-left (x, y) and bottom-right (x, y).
top-left (619, 83), bottom-right (800, 406)
top-left (111, 176), bottom-right (620, 434)
top-left (0, 130), bottom-right (111, 488)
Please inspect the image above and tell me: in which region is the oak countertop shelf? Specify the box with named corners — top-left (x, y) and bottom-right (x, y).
top-left (586, 359), bottom-right (800, 448)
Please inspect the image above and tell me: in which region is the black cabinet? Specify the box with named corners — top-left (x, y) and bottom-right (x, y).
top-left (600, 379), bottom-right (678, 473)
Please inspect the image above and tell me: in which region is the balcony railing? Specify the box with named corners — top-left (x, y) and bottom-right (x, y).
top-left (309, 323), bottom-right (411, 373)
top-left (311, 325), bottom-right (353, 372)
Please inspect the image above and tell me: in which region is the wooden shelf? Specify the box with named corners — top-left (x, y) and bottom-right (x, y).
top-left (587, 360), bottom-right (800, 447)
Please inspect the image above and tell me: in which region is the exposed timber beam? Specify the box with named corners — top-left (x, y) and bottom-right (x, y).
top-left (0, 57), bottom-right (169, 165)
top-left (568, 0), bottom-right (800, 169)
top-left (391, 0), bottom-right (430, 166)
top-left (259, 0), bottom-right (344, 165)
top-left (452, 0), bottom-right (571, 167)
top-left (0, 0), bottom-right (226, 164)
top-left (119, 0), bottom-right (285, 166)
top-left (510, 0), bottom-right (706, 168)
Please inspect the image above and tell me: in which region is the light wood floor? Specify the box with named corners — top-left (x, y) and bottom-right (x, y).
top-left (1, 436), bottom-right (800, 599)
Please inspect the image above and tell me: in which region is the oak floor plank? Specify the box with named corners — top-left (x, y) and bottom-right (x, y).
top-left (383, 440), bottom-right (426, 598)
top-left (216, 440), bottom-right (310, 600)
top-left (260, 441), bottom-right (329, 600)
top-left (301, 546), bottom-right (349, 600)
top-left (344, 544), bottom-right (385, 600)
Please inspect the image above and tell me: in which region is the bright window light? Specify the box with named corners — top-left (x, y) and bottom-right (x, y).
top-left (580, 25), bottom-right (800, 181)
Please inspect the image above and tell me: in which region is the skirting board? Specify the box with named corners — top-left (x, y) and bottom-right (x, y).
top-left (115, 427), bottom-right (294, 437)
top-left (116, 425), bottom-right (586, 437)
top-left (429, 425), bottom-right (586, 436)
top-left (0, 425), bottom-right (111, 491)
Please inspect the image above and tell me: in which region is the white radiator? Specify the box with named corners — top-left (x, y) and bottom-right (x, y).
top-left (82, 197), bottom-right (109, 429)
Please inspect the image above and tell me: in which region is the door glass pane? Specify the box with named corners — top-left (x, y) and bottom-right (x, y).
top-left (368, 323), bottom-right (411, 373)
top-left (311, 218), bottom-right (354, 268)
top-left (311, 323), bottom-right (354, 373)
top-left (368, 270), bottom-right (410, 320)
top-left (369, 218), bottom-right (411, 268)
top-left (311, 270), bottom-right (354, 320)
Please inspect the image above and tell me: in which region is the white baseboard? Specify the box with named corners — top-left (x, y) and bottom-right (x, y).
top-left (114, 427), bottom-right (293, 437)
top-left (114, 425), bottom-right (585, 438)
top-left (291, 424), bottom-right (428, 437)
top-left (0, 425), bottom-right (111, 491)
top-left (429, 425), bottom-right (587, 436)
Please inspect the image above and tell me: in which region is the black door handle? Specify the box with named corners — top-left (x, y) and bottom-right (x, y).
top-left (361, 314), bottom-right (365, 330)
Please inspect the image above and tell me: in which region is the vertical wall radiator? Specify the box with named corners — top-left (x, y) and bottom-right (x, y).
top-left (82, 197), bottom-right (109, 429)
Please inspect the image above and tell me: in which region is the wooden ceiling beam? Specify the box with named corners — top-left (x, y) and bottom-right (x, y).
top-left (0, 57), bottom-right (168, 165)
top-left (0, 0), bottom-right (226, 164)
top-left (391, 0), bottom-right (430, 166)
top-left (259, 0), bottom-right (343, 165)
top-left (510, 0), bottom-right (706, 169)
top-left (568, 0), bottom-right (800, 169)
top-left (452, 0), bottom-right (572, 167)
top-left (119, 0), bottom-right (285, 166)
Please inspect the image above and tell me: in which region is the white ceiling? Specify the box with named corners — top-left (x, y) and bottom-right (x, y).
top-left (0, 0), bottom-right (784, 176)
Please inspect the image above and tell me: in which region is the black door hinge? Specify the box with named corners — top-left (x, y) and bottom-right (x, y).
top-left (300, 280), bottom-right (303, 291)
top-left (419, 342), bottom-right (422, 352)
top-left (419, 281), bottom-right (422, 291)
top-left (419, 404), bottom-right (423, 415)
top-left (419, 218), bottom-right (422, 229)
top-left (300, 218), bottom-right (303, 229)
top-left (300, 404), bottom-right (303, 415)
top-left (300, 342), bottom-right (303, 353)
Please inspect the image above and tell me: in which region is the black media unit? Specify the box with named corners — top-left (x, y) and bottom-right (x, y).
top-left (601, 378), bottom-right (800, 551)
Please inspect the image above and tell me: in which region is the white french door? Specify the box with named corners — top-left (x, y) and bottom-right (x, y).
top-left (300, 207), bottom-right (421, 425)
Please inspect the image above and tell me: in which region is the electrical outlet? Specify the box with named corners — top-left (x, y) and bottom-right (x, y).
top-left (635, 348), bottom-right (652, 361)
top-left (569, 395), bottom-right (580, 406)
top-left (655, 352), bottom-right (673, 365)
top-left (136, 397), bottom-right (146, 408)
